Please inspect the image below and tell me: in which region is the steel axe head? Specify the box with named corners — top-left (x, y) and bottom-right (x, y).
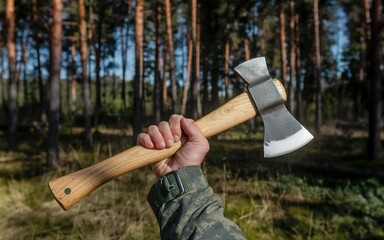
top-left (234, 57), bottom-right (313, 157)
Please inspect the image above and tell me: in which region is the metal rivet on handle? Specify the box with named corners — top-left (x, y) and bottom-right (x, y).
top-left (64, 188), bottom-right (71, 195)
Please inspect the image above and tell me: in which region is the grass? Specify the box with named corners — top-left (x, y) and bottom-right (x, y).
top-left (0, 126), bottom-right (384, 239)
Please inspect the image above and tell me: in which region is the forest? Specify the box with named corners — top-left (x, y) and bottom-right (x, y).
top-left (0, 0), bottom-right (383, 239)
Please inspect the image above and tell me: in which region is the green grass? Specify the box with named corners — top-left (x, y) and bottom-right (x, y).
top-left (0, 128), bottom-right (384, 239)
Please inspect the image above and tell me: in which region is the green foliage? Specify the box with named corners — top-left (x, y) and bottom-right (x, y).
top-left (332, 178), bottom-right (384, 219)
top-left (103, 98), bottom-right (123, 117)
top-left (0, 132), bottom-right (384, 239)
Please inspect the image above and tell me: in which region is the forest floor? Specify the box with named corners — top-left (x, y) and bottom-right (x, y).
top-left (0, 123), bottom-right (384, 240)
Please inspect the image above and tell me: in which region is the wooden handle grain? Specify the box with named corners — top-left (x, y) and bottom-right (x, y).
top-left (48, 79), bottom-right (286, 210)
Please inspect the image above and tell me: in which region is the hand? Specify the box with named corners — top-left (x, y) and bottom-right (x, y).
top-left (137, 114), bottom-right (209, 178)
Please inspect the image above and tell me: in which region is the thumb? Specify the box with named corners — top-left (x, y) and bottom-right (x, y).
top-left (180, 118), bottom-right (203, 140)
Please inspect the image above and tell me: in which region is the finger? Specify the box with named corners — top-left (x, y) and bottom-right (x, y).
top-left (137, 133), bottom-right (154, 148)
top-left (158, 121), bottom-right (174, 147)
top-left (147, 125), bottom-right (166, 149)
top-left (180, 118), bottom-right (203, 139)
top-left (169, 114), bottom-right (183, 142)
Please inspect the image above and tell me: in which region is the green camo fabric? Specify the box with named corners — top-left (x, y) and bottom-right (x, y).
top-left (147, 166), bottom-right (247, 240)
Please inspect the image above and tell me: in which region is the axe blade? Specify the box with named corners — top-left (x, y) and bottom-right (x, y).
top-left (234, 57), bottom-right (313, 158)
top-left (262, 106), bottom-right (314, 157)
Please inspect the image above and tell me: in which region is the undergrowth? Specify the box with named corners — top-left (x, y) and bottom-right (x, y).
top-left (0, 130), bottom-right (384, 239)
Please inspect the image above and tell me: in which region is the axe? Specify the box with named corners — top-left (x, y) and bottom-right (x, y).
top-left (48, 57), bottom-right (313, 210)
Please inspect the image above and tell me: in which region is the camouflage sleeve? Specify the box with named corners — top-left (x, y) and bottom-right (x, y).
top-left (147, 165), bottom-right (247, 240)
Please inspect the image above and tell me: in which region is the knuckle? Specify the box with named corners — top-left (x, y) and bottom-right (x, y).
top-left (170, 113), bottom-right (182, 118)
top-left (158, 121), bottom-right (168, 127)
top-left (147, 125), bottom-right (158, 132)
top-left (169, 114), bottom-right (183, 122)
top-left (137, 133), bottom-right (146, 139)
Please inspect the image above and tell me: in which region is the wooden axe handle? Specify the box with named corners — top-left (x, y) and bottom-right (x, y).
top-left (48, 80), bottom-right (286, 210)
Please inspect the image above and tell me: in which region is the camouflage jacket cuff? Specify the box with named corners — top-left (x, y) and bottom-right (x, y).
top-left (147, 166), bottom-right (208, 216)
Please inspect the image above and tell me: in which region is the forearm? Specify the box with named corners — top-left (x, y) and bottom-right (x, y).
top-left (147, 166), bottom-right (246, 240)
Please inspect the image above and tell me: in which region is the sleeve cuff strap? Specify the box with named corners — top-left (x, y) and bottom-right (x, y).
top-left (147, 166), bottom-right (208, 210)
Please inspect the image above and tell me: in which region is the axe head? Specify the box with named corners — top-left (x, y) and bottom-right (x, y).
top-left (234, 57), bottom-right (313, 157)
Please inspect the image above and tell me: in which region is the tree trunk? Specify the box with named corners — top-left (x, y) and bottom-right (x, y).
top-left (32, 0), bottom-right (45, 120)
top-left (260, 19), bottom-right (266, 56)
top-left (47, 0), bottom-right (63, 169)
top-left (133, 0), bottom-right (144, 142)
top-left (119, 19), bottom-right (127, 110)
top-left (88, 5), bottom-right (95, 102)
top-left (279, 0), bottom-right (287, 87)
top-left (0, 40), bottom-right (4, 108)
top-left (202, 56), bottom-right (209, 115)
top-left (162, 37), bottom-right (168, 106)
top-left (120, 1), bottom-right (129, 110)
top-left (244, 38), bottom-right (250, 61)
top-left (94, 0), bottom-right (104, 130)
top-left (211, 54), bottom-right (219, 109)
top-left (79, 0), bottom-right (93, 148)
top-left (295, 13), bottom-right (302, 122)
top-left (289, 0), bottom-right (296, 114)
top-left (363, 0), bottom-right (371, 42)
top-left (6, 0), bottom-right (17, 151)
top-left (21, 34), bottom-right (29, 106)
top-left (313, 0), bottom-right (322, 133)
top-left (181, 38), bottom-right (192, 115)
top-left (164, 0), bottom-right (178, 113)
top-left (191, 0), bottom-right (201, 119)
top-left (195, 3), bottom-right (202, 117)
top-left (65, 46), bottom-right (70, 114)
top-left (154, 1), bottom-right (163, 123)
top-left (224, 39), bottom-right (230, 100)
top-left (70, 40), bottom-right (77, 113)
top-left (356, 0), bottom-right (367, 118)
top-left (367, 0), bottom-right (382, 160)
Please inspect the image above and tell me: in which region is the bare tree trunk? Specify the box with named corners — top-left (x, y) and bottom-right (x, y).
top-left (94, 0), bottom-right (104, 130)
top-left (120, 0), bottom-right (130, 110)
top-left (70, 41), bottom-right (77, 112)
top-left (154, 1), bottom-right (163, 123)
top-left (6, 0), bottom-right (17, 151)
top-left (32, 0), bottom-right (45, 121)
top-left (88, 5), bottom-right (94, 102)
top-left (356, 49), bottom-right (364, 117)
top-left (162, 38), bottom-right (168, 106)
top-left (133, 0), bottom-right (144, 142)
top-left (363, 0), bottom-right (371, 42)
top-left (211, 54), bottom-right (219, 109)
top-left (181, 38), bottom-right (192, 115)
top-left (367, 0), bottom-right (382, 160)
top-left (195, 3), bottom-right (202, 117)
top-left (313, 0), bottom-right (322, 133)
top-left (79, 0), bottom-right (93, 148)
top-left (47, 0), bottom-right (63, 169)
top-left (65, 46), bottom-right (70, 114)
top-left (289, 0), bottom-right (296, 114)
top-left (260, 19), bottom-right (266, 56)
top-left (295, 13), bottom-right (302, 122)
top-left (21, 33), bottom-right (29, 106)
top-left (0, 39), bottom-right (4, 107)
top-left (202, 56), bottom-right (209, 115)
top-left (164, 0), bottom-right (178, 113)
top-left (279, 0), bottom-right (287, 87)
top-left (191, 0), bottom-right (201, 119)
top-left (356, 0), bottom-right (367, 118)
top-left (224, 39), bottom-right (230, 100)
top-left (244, 38), bottom-right (250, 61)
top-left (119, 19), bottom-right (127, 109)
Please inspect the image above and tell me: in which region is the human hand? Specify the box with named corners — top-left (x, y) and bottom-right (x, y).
top-left (137, 114), bottom-right (209, 178)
